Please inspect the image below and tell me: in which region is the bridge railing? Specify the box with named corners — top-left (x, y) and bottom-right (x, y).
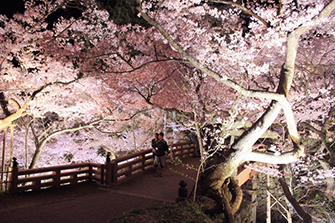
top-left (7, 141), bottom-right (196, 193)
top-left (7, 162), bottom-right (104, 193)
top-left (110, 141), bottom-right (196, 184)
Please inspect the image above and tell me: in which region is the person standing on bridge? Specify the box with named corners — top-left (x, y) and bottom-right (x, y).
top-left (151, 133), bottom-right (159, 159)
top-left (153, 132), bottom-right (169, 177)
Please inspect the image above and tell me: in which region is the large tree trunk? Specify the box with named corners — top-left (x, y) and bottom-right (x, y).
top-left (199, 101), bottom-right (302, 222)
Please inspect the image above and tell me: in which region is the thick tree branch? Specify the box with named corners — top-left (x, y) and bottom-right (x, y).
top-left (221, 182), bottom-right (235, 222)
top-left (136, 5), bottom-right (309, 144)
top-left (0, 92), bottom-right (11, 117)
top-left (229, 178), bottom-right (243, 214)
top-left (278, 1), bottom-right (335, 143)
top-left (282, 0), bottom-right (335, 95)
top-left (0, 77), bottom-right (84, 131)
top-left (232, 101), bottom-right (282, 153)
top-left (247, 150), bottom-right (303, 164)
top-left (137, 6), bottom-right (288, 102)
top-left (0, 98), bottom-right (30, 130)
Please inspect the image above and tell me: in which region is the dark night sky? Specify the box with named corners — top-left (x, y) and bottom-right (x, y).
top-left (0, 0), bottom-right (148, 27)
top-left (0, 0), bottom-right (25, 18)
top-left (0, 0), bottom-right (83, 30)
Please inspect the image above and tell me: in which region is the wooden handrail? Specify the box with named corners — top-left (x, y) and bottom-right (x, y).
top-left (7, 141), bottom-right (197, 193)
top-left (8, 162), bottom-right (104, 193)
top-left (111, 142), bottom-right (196, 184)
top-left (113, 149), bottom-right (150, 163)
top-left (17, 162), bottom-right (96, 175)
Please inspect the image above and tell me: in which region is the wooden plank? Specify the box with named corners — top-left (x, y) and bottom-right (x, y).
top-left (236, 168), bottom-right (252, 187)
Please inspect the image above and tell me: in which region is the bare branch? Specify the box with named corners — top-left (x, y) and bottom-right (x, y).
top-left (209, 0), bottom-right (270, 27)
top-left (278, 174), bottom-right (312, 223)
top-left (29, 110), bottom-right (146, 169)
top-left (102, 58), bottom-right (186, 74)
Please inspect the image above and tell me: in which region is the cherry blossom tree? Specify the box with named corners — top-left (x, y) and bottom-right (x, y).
top-left (133, 0), bottom-right (335, 220)
top-left (0, 0), bottom-right (172, 169)
top-left (1, 0), bottom-right (335, 221)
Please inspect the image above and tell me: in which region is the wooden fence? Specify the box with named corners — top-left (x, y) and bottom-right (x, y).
top-left (7, 141), bottom-right (196, 193)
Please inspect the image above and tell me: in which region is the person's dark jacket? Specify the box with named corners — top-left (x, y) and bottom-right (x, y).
top-left (151, 138), bottom-right (158, 157)
top-left (152, 138), bottom-right (157, 149)
top-left (155, 140), bottom-right (169, 157)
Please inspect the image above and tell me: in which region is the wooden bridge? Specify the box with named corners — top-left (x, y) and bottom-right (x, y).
top-left (2, 141), bottom-right (294, 223)
top-left (5, 142), bottom-right (196, 193)
top-left (4, 141), bottom-right (258, 193)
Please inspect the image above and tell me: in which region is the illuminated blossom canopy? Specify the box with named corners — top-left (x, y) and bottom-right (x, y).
top-left (0, 0), bottom-right (335, 220)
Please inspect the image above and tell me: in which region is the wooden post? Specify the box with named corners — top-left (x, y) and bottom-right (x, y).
top-left (127, 165), bottom-right (132, 177)
top-left (9, 125), bottom-right (14, 168)
top-left (88, 165), bottom-right (93, 183)
top-left (1, 127), bottom-right (7, 185)
top-left (179, 144), bottom-right (182, 158)
top-left (105, 161), bottom-right (112, 185)
top-left (112, 161), bottom-right (118, 183)
top-left (181, 145), bottom-right (185, 159)
top-left (8, 166), bottom-right (18, 193)
top-left (189, 144), bottom-right (193, 157)
top-left (71, 173), bottom-right (78, 185)
top-left (53, 169), bottom-right (61, 188)
top-left (100, 164), bottom-right (105, 184)
top-left (250, 174), bottom-right (259, 223)
top-left (34, 178), bottom-right (41, 191)
top-left (266, 167), bottom-right (271, 223)
top-left (141, 154), bottom-right (145, 173)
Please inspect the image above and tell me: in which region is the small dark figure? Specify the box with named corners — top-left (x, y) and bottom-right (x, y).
top-left (151, 133), bottom-right (159, 159)
top-left (153, 132), bottom-right (169, 177)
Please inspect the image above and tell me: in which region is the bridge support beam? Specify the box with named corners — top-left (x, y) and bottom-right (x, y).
top-left (266, 167), bottom-right (292, 223)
